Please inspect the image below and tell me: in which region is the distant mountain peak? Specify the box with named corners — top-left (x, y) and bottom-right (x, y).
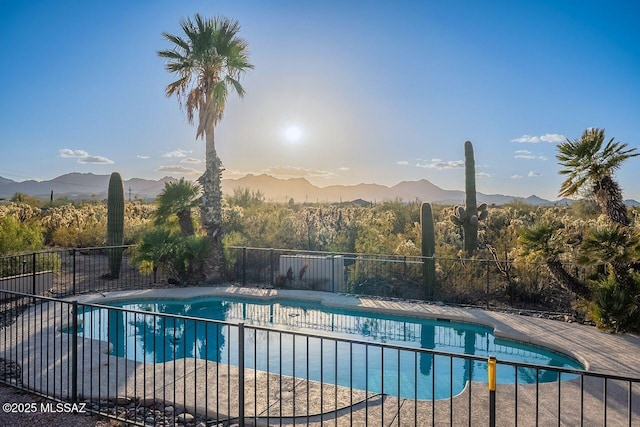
top-left (0, 172), bottom-right (573, 206)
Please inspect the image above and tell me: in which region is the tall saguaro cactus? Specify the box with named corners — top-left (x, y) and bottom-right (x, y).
top-left (450, 141), bottom-right (488, 256)
top-left (421, 202), bottom-right (436, 299)
top-left (107, 172), bottom-right (125, 278)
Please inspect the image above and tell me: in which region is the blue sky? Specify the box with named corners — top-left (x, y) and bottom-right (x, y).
top-left (1, 0), bottom-right (639, 200)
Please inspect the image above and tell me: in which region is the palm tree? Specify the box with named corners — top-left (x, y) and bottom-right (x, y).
top-left (158, 14), bottom-right (253, 279)
top-left (154, 178), bottom-right (201, 237)
top-left (518, 222), bottom-right (591, 299)
top-left (578, 225), bottom-right (640, 291)
top-left (557, 128), bottom-right (638, 226)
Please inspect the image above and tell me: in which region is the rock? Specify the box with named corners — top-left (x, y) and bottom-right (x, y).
top-left (177, 412), bottom-right (195, 423)
top-left (113, 396), bottom-right (132, 406)
top-left (138, 397), bottom-right (157, 407)
top-left (164, 405), bottom-right (175, 414)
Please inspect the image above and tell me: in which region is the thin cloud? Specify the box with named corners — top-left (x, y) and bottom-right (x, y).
top-left (158, 165), bottom-right (202, 174)
top-left (162, 149), bottom-right (192, 158)
top-left (222, 167), bottom-right (338, 180)
top-left (511, 135), bottom-right (540, 143)
top-left (396, 160), bottom-right (410, 166)
top-left (528, 171), bottom-right (541, 177)
top-left (540, 133), bottom-right (565, 143)
top-left (476, 172), bottom-right (491, 178)
top-left (59, 148), bottom-right (89, 158)
top-left (510, 174), bottom-right (523, 179)
top-left (78, 155), bottom-right (113, 164)
top-left (337, 166), bottom-right (350, 171)
top-left (512, 133), bottom-right (565, 143)
top-left (59, 148), bottom-right (113, 164)
top-left (180, 158), bottom-right (203, 164)
top-left (137, 155), bottom-right (150, 160)
top-left (262, 165), bottom-right (336, 179)
top-left (415, 159), bottom-right (464, 169)
top-left (514, 149), bottom-right (548, 160)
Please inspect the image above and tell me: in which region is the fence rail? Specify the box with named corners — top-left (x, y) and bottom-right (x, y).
top-left (0, 246), bottom-right (164, 297)
top-left (0, 245), bottom-right (588, 314)
top-left (1, 289), bottom-right (639, 426)
top-left (223, 246), bottom-right (587, 313)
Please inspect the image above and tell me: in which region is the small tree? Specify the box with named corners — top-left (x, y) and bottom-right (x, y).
top-left (154, 178), bottom-right (201, 237)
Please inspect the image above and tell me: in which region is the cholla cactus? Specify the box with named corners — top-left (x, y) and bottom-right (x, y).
top-left (450, 141), bottom-right (488, 256)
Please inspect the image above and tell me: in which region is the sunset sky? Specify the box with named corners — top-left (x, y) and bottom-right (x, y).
top-left (1, 0), bottom-right (639, 201)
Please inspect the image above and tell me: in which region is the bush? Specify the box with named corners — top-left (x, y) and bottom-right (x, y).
top-left (133, 229), bottom-right (208, 285)
top-left (589, 274), bottom-right (640, 333)
top-left (0, 216), bottom-right (43, 255)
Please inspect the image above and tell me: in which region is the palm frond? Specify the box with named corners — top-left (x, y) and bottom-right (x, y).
top-left (556, 128), bottom-right (638, 203)
top-left (159, 14), bottom-right (253, 139)
top-left (160, 33), bottom-right (190, 53)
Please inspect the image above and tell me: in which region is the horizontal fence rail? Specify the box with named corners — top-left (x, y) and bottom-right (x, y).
top-left (223, 246), bottom-right (587, 313)
top-left (0, 246), bottom-right (166, 297)
top-left (1, 289), bottom-right (639, 426)
top-left (1, 245), bottom-right (589, 314)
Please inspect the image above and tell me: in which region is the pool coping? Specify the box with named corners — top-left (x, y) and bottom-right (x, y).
top-left (69, 285), bottom-right (640, 378)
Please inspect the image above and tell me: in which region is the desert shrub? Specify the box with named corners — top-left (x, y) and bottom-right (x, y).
top-left (10, 192), bottom-right (43, 207)
top-left (50, 221), bottom-right (106, 248)
top-left (0, 216), bottom-right (43, 255)
top-left (38, 202), bottom-right (154, 248)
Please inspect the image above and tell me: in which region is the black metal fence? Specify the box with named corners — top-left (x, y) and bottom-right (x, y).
top-left (0, 246), bottom-right (164, 297)
top-left (0, 245), bottom-right (587, 314)
top-left (1, 289), bottom-right (638, 426)
top-left (223, 247), bottom-right (587, 313)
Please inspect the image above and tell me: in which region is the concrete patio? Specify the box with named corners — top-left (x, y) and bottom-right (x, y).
top-left (1, 286), bottom-right (639, 425)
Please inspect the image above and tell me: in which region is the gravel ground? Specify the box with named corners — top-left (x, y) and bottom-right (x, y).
top-left (0, 384), bottom-right (111, 427)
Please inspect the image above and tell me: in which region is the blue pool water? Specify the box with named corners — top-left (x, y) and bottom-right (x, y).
top-left (76, 296), bottom-right (583, 400)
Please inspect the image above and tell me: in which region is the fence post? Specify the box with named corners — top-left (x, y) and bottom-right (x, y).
top-left (32, 252), bottom-right (36, 296)
top-left (486, 260), bottom-right (490, 310)
top-left (242, 247), bottom-right (247, 286)
top-left (72, 249), bottom-right (77, 295)
top-left (331, 254), bottom-right (335, 293)
top-left (71, 301), bottom-right (78, 402)
top-left (403, 256), bottom-right (407, 278)
top-left (488, 356), bottom-right (496, 427)
top-left (238, 322), bottom-right (245, 427)
top-left (269, 249), bottom-right (274, 287)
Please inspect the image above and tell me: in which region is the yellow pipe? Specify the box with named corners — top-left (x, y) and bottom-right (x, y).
top-left (488, 356), bottom-right (497, 391)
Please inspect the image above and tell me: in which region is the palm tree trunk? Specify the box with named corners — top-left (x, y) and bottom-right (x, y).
top-left (546, 258), bottom-right (591, 300)
top-left (177, 212), bottom-right (195, 237)
top-left (199, 127), bottom-right (224, 280)
top-left (611, 261), bottom-right (635, 292)
top-left (594, 176), bottom-right (630, 226)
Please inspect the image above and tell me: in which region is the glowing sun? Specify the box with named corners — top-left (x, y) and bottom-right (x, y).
top-left (283, 125), bottom-right (303, 144)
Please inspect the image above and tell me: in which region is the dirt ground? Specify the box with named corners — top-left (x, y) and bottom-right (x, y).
top-left (0, 384), bottom-right (111, 427)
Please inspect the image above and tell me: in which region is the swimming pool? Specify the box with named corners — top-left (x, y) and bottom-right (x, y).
top-left (76, 296), bottom-right (583, 400)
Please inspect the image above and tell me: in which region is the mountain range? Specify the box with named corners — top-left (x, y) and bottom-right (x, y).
top-left (1, 172), bottom-right (636, 206)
